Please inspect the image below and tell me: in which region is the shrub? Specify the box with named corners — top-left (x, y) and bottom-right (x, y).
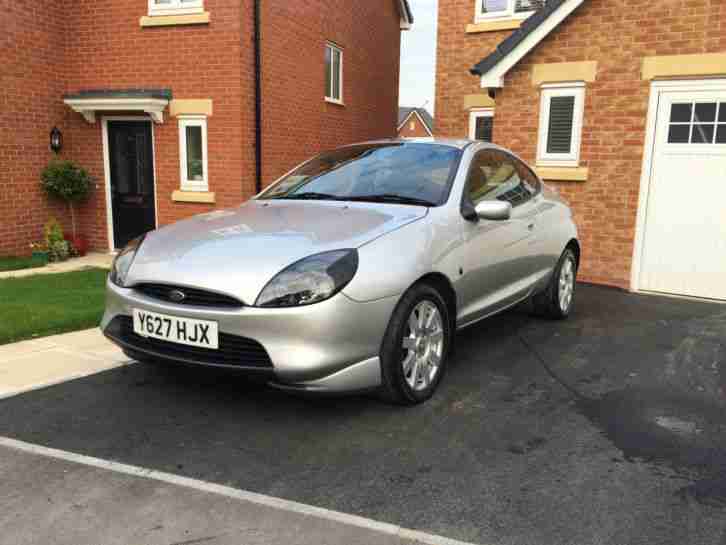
top-left (40, 160), bottom-right (92, 240)
top-left (44, 218), bottom-right (70, 262)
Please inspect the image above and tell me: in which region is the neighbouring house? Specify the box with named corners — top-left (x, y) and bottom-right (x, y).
top-left (397, 107), bottom-right (435, 138)
top-left (4, 0), bottom-right (413, 255)
top-left (435, 0), bottom-right (726, 301)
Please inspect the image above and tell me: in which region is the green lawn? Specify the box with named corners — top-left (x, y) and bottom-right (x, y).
top-left (0, 256), bottom-right (47, 272)
top-left (0, 268), bottom-right (108, 345)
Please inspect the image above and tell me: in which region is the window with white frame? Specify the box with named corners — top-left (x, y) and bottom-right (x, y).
top-left (325, 43), bottom-right (343, 104)
top-left (148, 0), bottom-right (203, 17)
top-left (469, 109), bottom-right (494, 142)
top-left (536, 83), bottom-right (586, 167)
top-left (667, 101), bottom-right (726, 144)
top-left (179, 117), bottom-right (209, 191)
top-left (475, 0), bottom-right (545, 21)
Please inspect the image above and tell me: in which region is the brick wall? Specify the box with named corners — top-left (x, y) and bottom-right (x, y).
top-left (397, 112), bottom-right (432, 138)
top-left (435, 0), bottom-right (726, 289)
top-left (3, 0), bottom-right (402, 255)
top-left (2, 2), bottom-right (72, 256)
top-left (63, 0), bottom-right (255, 251)
top-left (260, 0), bottom-right (401, 184)
top-left (435, 0), bottom-right (506, 138)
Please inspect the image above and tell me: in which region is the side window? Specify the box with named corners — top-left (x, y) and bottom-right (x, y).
top-left (466, 150), bottom-right (501, 206)
top-left (509, 154), bottom-right (541, 198)
top-left (465, 150), bottom-right (534, 207)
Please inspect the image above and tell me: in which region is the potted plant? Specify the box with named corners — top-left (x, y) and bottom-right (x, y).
top-left (40, 160), bottom-right (92, 256)
top-left (29, 241), bottom-right (49, 266)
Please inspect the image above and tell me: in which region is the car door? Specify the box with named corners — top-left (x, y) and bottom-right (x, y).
top-left (456, 149), bottom-right (541, 326)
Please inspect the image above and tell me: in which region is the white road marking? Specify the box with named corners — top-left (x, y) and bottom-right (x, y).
top-left (0, 436), bottom-right (481, 545)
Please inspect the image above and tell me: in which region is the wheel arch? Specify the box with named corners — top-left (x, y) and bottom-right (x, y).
top-left (566, 238), bottom-right (581, 269)
top-left (413, 272), bottom-right (458, 339)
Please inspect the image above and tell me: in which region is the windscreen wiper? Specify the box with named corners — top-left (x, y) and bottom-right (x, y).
top-left (346, 194), bottom-right (437, 207)
top-left (282, 192), bottom-right (341, 200)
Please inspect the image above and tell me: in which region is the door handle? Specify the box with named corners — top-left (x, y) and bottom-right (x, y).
top-left (527, 223), bottom-right (536, 231)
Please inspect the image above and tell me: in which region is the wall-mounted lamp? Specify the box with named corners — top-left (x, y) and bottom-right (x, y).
top-left (49, 127), bottom-right (63, 154)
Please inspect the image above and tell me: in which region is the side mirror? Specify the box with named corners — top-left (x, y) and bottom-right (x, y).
top-left (475, 201), bottom-right (512, 221)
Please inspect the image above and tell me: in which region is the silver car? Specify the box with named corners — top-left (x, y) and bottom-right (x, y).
top-left (102, 139), bottom-right (579, 405)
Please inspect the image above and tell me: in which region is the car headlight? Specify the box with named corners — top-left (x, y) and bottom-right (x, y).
top-left (109, 235), bottom-right (145, 287)
top-left (255, 249), bottom-right (358, 308)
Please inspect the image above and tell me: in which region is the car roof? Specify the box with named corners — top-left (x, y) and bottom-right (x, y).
top-left (347, 137), bottom-right (483, 150)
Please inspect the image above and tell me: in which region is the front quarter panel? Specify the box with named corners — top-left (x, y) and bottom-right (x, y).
top-left (343, 215), bottom-right (435, 302)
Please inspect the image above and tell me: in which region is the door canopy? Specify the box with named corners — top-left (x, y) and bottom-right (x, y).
top-left (63, 89), bottom-right (172, 124)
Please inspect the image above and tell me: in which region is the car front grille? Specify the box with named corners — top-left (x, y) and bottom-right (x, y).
top-left (133, 283), bottom-right (244, 309)
top-left (106, 316), bottom-right (273, 368)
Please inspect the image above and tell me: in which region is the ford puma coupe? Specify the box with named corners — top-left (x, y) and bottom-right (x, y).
top-left (102, 139), bottom-right (579, 404)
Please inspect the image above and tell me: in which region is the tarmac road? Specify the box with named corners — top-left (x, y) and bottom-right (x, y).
top-left (1, 284), bottom-right (725, 544)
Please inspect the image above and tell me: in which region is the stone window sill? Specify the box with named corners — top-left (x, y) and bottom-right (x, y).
top-left (140, 12), bottom-right (210, 28)
top-left (172, 190), bottom-right (215, 204)
top-left (325, 97), bottom-right (345, 107)
top-left (466, 19), bottom-right (522, 34)
top-left (534, 166), bottom-right (588, 182)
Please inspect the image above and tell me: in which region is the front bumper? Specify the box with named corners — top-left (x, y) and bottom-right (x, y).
top-left (101, 279), bottom-right (399, 392)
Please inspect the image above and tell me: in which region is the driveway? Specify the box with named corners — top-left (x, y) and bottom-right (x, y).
top-left (1, 284), bottom-right (725, 545)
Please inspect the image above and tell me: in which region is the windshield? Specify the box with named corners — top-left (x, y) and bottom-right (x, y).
top-left (259, 143), bottom-right (463, 206)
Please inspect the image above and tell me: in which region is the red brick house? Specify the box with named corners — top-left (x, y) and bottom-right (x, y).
top-left (4, 0), bottom-right (413, 254)
top-left (436, 0), bottom-right (726, 301)
top-left (397, 107), bottom-right (435, 138)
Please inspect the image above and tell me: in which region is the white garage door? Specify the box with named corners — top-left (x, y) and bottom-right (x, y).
top-left (639, 83), bottom-right (726, 301)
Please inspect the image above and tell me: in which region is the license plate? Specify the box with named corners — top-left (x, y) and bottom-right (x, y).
top-left (132, 309), bottom-right (219, 350)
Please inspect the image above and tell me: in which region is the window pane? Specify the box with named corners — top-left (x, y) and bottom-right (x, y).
top-left (475, 116), bottom-right (493, 142)
top-left (668, 124), bottom-right (690, 144)
top-left (467, 151), bottom-right (501, 205)
top-left (694, 102), bottom-right (717, 123)
top-left (325, 46), bottom-right (332, 98)
top-left (546, 95), bottom-right (575, 154)
top-left (185, 126), bottom-right (204, 180)
top-left (261, 143), bottom-right (462, 205)
top-left (515, 0), bottom-right (545, 12)
top-left (481, 0), bottom-right (508, 14)
top-left (518, 161), bottom-right (541, 197)
top-left (670, 103), bottom-right (692, 123)
top-left (717, 125), bottom-right (726, 144)
top-left (691, 124), bottom-right (715, 144)
top-left (467, 151), bottom-right (531, 207)
top-left (719, 104), bottom-right (726, 123)
top-left (332, 49), bottom-right (341, 100)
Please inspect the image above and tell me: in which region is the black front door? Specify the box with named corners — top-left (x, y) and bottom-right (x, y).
top-left (108, 121), bottom-right (156, 249)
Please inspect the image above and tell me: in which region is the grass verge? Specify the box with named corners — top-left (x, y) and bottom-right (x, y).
top-left (0, 256), bottom-right (47, 272)
top-left (0, 268), bottom-right (108, 345)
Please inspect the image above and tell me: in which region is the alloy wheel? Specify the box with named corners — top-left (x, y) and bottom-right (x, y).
top-left (559, 257), bottom-right (575, 313)
top-left (401, 300), bottom-right (444, 391)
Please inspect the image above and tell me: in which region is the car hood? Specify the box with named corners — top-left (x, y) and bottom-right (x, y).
top-left (126, 200), bottom-right (427, 305)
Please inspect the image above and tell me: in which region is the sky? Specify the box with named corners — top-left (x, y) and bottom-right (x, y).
top-left (399, 0), bottom-right (438, 115)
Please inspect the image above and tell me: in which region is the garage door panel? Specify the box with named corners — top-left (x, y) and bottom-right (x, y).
top-left (640, 88), bottom-right (726, 301)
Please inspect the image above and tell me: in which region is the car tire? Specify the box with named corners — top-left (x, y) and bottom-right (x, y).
top-left (379, 283), bottom-right (451, 405)
top-left (532, 248), bottom-right (577, 320)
